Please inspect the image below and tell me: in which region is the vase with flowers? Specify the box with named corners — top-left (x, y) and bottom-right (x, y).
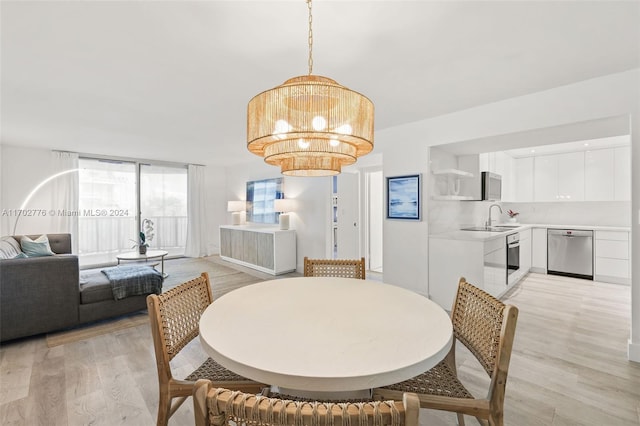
top-left (507, 209), bottom-right (519, 223)
top-left (131, 218), bottom-right (155, 255)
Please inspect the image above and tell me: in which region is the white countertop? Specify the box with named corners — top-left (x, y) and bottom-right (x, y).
top-left (430, 223), bottom-right (631, 242)
top-left (199, 277), bottom-right (453, 393)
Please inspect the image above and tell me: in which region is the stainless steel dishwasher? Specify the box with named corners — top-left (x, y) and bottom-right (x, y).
top-left (547, 229), bottom-right (593, 280)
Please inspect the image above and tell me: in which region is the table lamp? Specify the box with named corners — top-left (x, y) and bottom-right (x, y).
top-left (227, 201), bottom-right (246, 225)
top-left (273, 199), bottom-right (294, 230)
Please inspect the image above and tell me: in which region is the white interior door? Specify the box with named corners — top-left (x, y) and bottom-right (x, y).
top-left (367, 170), bottom-right (383, 272)
top-left (337, 172), bottom-right (360, 259)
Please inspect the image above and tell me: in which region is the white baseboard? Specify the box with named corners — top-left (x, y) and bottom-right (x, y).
top-left (628, 339), bottom-right (640, 363)
top-left (594, 275), bottom-right (631, 285)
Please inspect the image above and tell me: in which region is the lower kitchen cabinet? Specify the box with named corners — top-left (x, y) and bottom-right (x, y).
top-left (220, 226), bottom-right (296, 275)
top-left (429, 238), bottom-right (484, 309)
top-left (429, 236), bottom-right (516, 309)
top-left (594, 230), bottom-right (630, 284)
top-left (483, 237), bottom-right (507, 297)
top-left (519, 229), bottom-right (532, 277)
top-left (531, 228), bottom-right (547, 273)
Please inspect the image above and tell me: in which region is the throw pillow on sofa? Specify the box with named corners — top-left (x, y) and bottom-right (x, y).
top-left (0, 236), bottom-right (25, 259)
top-left (21, 235), bottom-right (55, 257)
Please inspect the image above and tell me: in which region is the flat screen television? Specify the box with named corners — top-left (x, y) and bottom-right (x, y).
top-left (246, 177), bottom-right (283, 224)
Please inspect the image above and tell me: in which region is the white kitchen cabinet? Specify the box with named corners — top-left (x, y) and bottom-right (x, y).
top-left (429, 238), bottom-right (484, 309)
top-left (484, 237), bottom-right (507, 297)
top-left (557, 152), bottom-right (584, 201)
top-left (585, 149), bottom-right (614, 200)
top-left (220, 226), bottom-right (296, 275)
top-left (594, 230), bottom-right (630, 284)
top-left (531, 228), bottom-right (547, 273)
top-left (519, 228), bottom-right (532, 277)
top-left (429, 236), bottom-right (510, 309)
top-left (534, 152), bottom-right (584, 201)
top-left (513, 157), bottom-right (534, 202)
top-left (614, 146), bottom-right (631, 201)
top-left (534, 155), bottom-right (558, 201)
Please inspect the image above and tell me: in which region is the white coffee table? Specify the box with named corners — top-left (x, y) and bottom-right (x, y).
top-left (199, 277), bottom-right (453, 400)
top-left (116, 250), bottom-right (169, 278)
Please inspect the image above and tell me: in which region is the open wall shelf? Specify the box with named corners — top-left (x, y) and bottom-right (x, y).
top-left (432, 169), bottom-right (474, 200)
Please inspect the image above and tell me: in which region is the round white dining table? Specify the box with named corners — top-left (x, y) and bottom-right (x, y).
top-left (199, 277), bottom-right (452, 398)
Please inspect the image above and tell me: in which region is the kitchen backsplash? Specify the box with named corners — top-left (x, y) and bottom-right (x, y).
top-left (428, 200), bottom-right (631, 234)
top-left (501, 201), bottom-right (631, 227)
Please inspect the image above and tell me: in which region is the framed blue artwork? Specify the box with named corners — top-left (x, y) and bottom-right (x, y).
top-left (246, 177), bottom-right (283, 224)
top-left (386, 174), bottom-right (421, 221)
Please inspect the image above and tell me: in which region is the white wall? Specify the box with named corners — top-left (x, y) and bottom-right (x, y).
top-left (0, 145), bottom-right (57, 236)
top-left (631, 110), bottom-right (640, 362)
top-left (378, 134), bottom-right (430, 295)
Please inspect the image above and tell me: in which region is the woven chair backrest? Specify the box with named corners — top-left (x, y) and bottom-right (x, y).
top-left (205, 387), bottom-right (417, 426)
top-left (155, 274), bottom-right (213, 361)
top-left (451, 278), bottom-right (506, 377)
top-left (304, 257), bottom-right (366, 279)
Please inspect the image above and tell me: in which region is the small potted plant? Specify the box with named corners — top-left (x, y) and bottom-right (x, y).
top-left (131, 218), bottom-right (155, 254)
top-left (506, 209), bottom-right (519, 223)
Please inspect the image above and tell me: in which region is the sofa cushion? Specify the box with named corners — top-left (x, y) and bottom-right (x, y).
top-left (0, 236), bottom-right (24, 259)
top-left (21, 235), bottom-right (55, 257)
top-left (79, 270), bottom-right (113, 304)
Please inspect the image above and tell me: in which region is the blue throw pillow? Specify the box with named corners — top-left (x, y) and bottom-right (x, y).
top-left (13, 252), bottom-right (28, 259)
top-left (21, 235), bottom-right (55, 257)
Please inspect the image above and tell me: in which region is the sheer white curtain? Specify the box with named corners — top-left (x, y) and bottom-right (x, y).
top-left (184, 164), bottom-right (210, 257)
top-left (51, 151), bottom-right (79, 252)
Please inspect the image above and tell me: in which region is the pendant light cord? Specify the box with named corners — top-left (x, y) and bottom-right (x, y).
top-left (307, 0), bottom-right (313, 75)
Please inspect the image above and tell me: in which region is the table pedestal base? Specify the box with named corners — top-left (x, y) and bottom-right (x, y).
top-left (271, 386), bottom-right (372, 402)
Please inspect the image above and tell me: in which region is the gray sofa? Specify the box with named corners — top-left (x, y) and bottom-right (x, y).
top-left (0, 233), bottom-right (161, 342)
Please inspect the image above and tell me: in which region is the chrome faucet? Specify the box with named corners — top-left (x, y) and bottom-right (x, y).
top-left (486, 203), bottom-right (503, 227)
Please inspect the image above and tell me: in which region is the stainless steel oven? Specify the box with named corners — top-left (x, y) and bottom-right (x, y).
top-left (506, 233), bottom-right (520, 285)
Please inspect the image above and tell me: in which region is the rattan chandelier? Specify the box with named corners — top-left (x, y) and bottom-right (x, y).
top-left (247, 0), bottom-right (374, 177)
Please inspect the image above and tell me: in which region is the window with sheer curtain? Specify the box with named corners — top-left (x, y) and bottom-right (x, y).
top-left (78, 158), bottom-right (187, 267)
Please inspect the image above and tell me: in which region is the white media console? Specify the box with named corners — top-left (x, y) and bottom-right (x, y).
top-left (219, 225), bottom-right (297, 275)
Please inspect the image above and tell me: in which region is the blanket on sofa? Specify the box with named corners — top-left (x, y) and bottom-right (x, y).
top-left (101, 265), bottom-right (163, 300)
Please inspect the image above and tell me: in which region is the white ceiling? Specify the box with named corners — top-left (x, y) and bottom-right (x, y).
top-left (2, 1), bottom-right (639, 167)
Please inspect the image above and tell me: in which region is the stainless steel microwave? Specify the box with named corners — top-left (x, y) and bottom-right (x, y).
top-left (481, 172), bottom-right (502, 200)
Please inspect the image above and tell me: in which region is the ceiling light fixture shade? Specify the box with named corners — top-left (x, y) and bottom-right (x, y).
top-left (247, 0), bottom-right (374, 177)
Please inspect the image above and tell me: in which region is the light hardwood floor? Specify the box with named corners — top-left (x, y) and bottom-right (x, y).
top-left (1, 265), bottom-right (639, 425)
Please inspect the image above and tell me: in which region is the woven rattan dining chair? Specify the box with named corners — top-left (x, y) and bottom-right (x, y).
top-left (193, 380), bottom-right (421, 426)
top-left (147, 272), bottom-right (265, 426)
top-left (373, 277), bottom-right (518, 426)
top-left (303, 256), bottom-right (366, 279)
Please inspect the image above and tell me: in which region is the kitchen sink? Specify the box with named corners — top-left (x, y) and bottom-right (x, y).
top-left (460, 226), bottom-right (518, 232)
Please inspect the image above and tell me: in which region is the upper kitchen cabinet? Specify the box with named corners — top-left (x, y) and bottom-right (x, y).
top-left (533, 154), bottom-right (558, 201)
top-left (513, 157), bottom-right (534, 202)
top-left (614, 146), bottom-right (631, 201)
top-left (584, 147), bottom-right (630, 201)
top-left (585, 149), bottom-right (614, 200)
top-left (557, 152), bottom-right (585, 201)
top-left (534, 152), bottom-right (585, 201)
